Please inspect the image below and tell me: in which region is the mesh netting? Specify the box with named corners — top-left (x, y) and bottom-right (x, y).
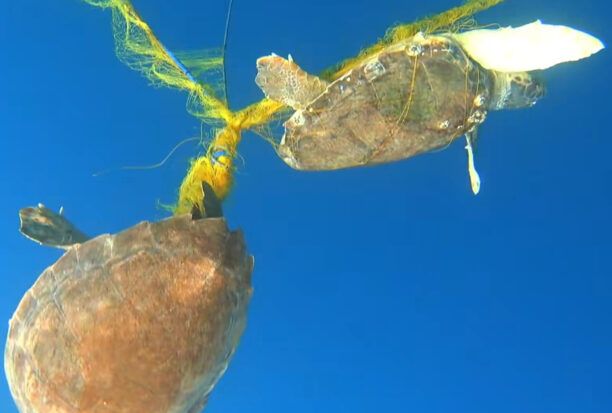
top-left (81, 0), bottom-right (504, 213)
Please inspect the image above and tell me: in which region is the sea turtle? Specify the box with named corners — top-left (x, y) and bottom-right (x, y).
top-left (255, 32), bottom-right (546, 194)
top-left (5, 184), bottom-right (252, 413)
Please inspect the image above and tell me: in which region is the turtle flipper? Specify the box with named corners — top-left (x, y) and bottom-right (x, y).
top-left (19, 204), bottom-right (89, 249)
top-left (255, 54), bottom-right (328, 110)
top-left (191, 182), bottom-right (223, 220)
top-left (464, 129), bottom-right (481, 195)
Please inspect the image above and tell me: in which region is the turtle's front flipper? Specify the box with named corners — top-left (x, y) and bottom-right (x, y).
top-left (464, 129), bottom-right (481, 195)
top-left (191, 182), bottom-right (223, 220)
top-left (19, 204), bottom-right (90, 249)
top-left (255, 54), bottom-right (328, 110)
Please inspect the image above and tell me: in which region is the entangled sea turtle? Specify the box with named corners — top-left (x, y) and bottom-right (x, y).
top-left (5, 184), bottom-right (252, 413)
top-left (256, 32), bottom-right (546, 194)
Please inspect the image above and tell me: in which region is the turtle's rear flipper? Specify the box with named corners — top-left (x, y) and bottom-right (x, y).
top-left (19, 204), bottom-right (89, 249)
top-left (255, 54), bottom-right (328, 110)
top-left (191, 182), bottom-right (223, 220)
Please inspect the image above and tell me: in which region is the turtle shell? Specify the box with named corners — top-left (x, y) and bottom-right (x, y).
top-left (278, 34), bottom-right (493, 170)
top-left (5, 214), bottom-right (252, 413)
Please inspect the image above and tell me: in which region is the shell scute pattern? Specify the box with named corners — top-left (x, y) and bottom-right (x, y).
top-left (5, 214), bottom-right (253, 413)
top-left (280, 35), bottom-right (493, 170)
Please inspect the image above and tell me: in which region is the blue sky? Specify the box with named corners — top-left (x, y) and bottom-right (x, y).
top-left (0, 0), bottom-right (610, 412)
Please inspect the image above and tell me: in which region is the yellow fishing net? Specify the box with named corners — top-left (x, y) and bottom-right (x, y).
top-left (81, 0), bottom-right (504, 214)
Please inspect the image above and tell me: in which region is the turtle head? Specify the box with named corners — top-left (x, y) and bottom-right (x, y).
top-left (489, 71), bottom-right (545, 110)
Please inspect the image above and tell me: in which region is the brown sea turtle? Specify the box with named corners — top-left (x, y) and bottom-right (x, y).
top-left (5, 184), bottom-right (252, 413)
top-left (255, 32), bottom-right (546, 194)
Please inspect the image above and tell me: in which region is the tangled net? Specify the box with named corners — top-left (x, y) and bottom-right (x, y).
top-left (81, 0), bottom-right (504, 214)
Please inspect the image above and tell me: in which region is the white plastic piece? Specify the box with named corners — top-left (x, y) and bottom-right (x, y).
top-left (453, 20), bottom-right (604, 72)
top-left (465, 135), bottom-right (481, 195)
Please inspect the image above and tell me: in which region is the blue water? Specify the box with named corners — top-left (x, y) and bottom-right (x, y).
top-left (1, 0), bottom-right (610, 412)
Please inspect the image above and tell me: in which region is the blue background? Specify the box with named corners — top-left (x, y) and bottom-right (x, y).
top-left (1, 0), bottom-right (610, 412)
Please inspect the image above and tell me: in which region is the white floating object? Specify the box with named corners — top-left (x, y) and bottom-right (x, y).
top-left (464, 135), bottom-right (481, 195)
top-left (453, 20), bottom-right (604, 72)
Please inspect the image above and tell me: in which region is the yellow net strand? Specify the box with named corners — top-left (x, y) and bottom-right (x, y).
top-left (85, 0), bottom-right (233, 123)
top-left (322, 0), bottom-right (505, 80)
top-left (80, 0), bottom-right (504, 214)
